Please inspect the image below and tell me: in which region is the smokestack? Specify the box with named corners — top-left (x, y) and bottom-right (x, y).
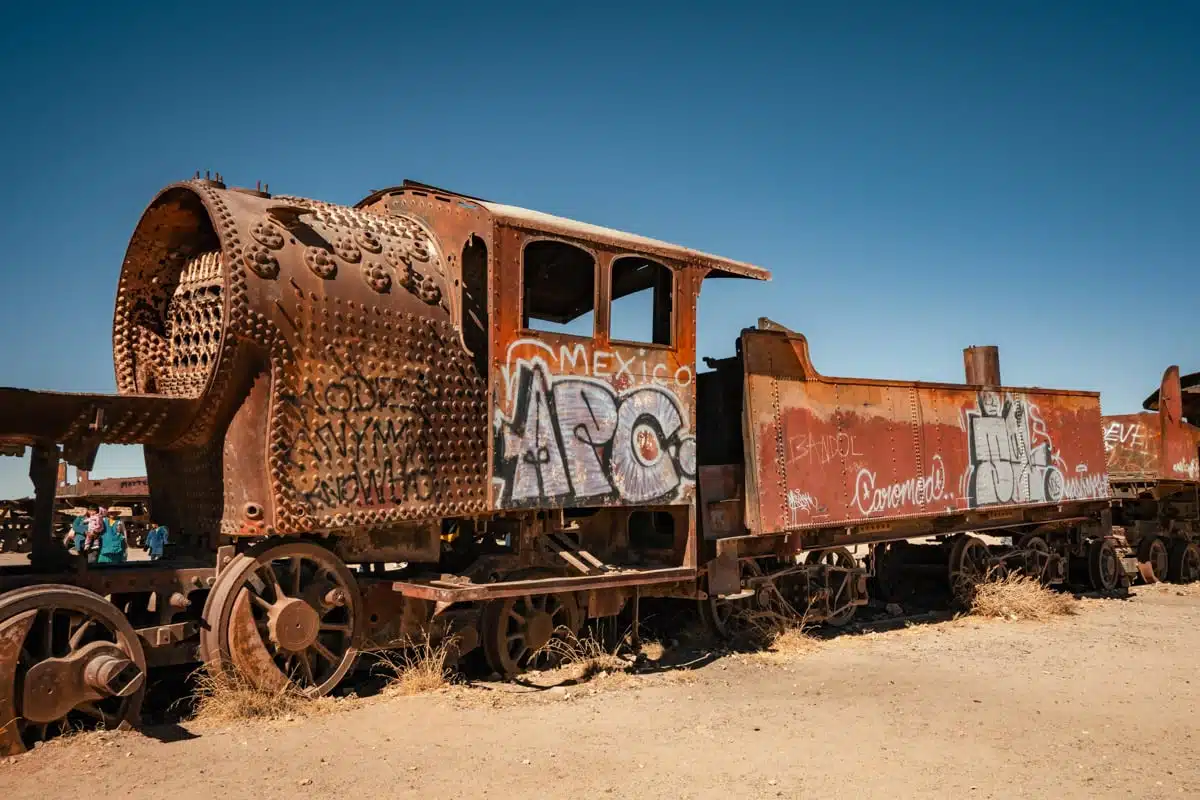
top-left (963, 345), bottom-right (1001, 386)
top-left (56, 462), bottom-right (67, 487)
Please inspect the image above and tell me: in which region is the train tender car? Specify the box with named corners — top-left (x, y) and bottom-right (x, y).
top-left (1102, 366), bottom-right (1200, 583)
top-left (695, 330), bottom-right (1118, 631)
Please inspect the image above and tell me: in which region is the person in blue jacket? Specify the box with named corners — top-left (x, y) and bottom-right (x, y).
top-left (68, 508), bottom-right (91, 554)
top-left (97, 509), bottom-right (128, 564)
top-left (144, 521), bottom-right (168, 561)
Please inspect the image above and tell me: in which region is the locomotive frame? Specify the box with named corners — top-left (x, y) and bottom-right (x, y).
top-left (0, 175), bottom-right (1193, 755)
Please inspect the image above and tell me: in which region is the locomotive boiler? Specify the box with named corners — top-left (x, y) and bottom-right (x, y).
top-left (0, 174), bottom-right (1179, 756)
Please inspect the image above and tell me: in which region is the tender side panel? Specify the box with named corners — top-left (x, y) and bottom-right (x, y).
top-left (742, 328), bottom-right (1109, 536)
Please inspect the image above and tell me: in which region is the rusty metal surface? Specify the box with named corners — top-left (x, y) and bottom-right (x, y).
top-left (742, 323), bottom-right (1110, 537)
top-left (0, 389), bottom-right (197, 464)
top-left (963, 345), bottom-right (1001, 386)
top-left (110, 180), bottom-right (492, 542)
top-left (1104, 367), bottom-right (1200, 483)
top-left (392, 566), bottom-right (695, 603)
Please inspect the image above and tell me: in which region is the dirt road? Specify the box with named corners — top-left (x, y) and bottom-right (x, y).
top-left (2, 584), bottom-right (1199, 799)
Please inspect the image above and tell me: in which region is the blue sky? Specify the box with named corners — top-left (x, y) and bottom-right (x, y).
top-left (0, 1), bottom-right (1196, 498)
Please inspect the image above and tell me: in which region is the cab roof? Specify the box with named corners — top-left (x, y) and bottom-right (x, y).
top-left (356, 180), bottom-right (771, 281)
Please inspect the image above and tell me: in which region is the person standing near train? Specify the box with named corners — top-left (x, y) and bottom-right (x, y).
top-left (144, 521), bottom-right (168, 561)
top-left (97, 508), bottom-right (128, 564)
top-left (67, 509), bottom-right (90, 554)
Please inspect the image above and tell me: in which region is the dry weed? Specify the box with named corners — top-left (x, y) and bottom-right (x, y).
top-left (967, 573), bottom-right (1077, 621)
top-left (723, 581), bottom-right (822, 659)
top-left (371, 639), bottom-right (459, 697)
top-left (533, 629), bottom-right (630, 681)
top-left (190, 665), bottom-right (333, 725)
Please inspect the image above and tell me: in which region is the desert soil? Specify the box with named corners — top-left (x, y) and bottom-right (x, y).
top-left (2, 584), bottom-right (1199, 800)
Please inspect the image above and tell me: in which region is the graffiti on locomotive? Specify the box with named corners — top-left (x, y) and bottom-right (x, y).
top-left (791, 390), bottom-right (1110, 523)
top-left (494, 339), bottom-right (697, 507)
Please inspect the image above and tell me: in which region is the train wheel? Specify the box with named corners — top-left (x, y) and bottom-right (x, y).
top-left (700, 559), bottom-right (764, 640)
top-left (199, 541), bottom-right (361, 698)
top-left (1168, 541), bottom-right (1200, 583)
top-left (948, 536), bottom-right (990, 599)
top-left (480, 593), bottom-right (582, 677)
top-left (1087, 539), bottom-right (1120, 592)
top-left (0, 585), bottom-right (146, 756)
top-left (804, 547), bottom-right (859, 627)
top-left (1017, 535), bottom-right (1053, 582)
top-left (1136, 537), bottom-right (1169, 584)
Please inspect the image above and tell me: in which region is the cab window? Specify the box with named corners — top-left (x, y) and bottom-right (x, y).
top-left (522, 240), bottom-right (595, 337)
top-left (610, 255), bottom-right (673, 346)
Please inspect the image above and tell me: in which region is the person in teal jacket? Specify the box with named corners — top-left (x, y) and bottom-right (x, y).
top-left (97, 509), bottom-right (128, 564)
top-left (144, 521), bottom-right (168, 561)
top-left (69, 511), bottom-right (90, 554)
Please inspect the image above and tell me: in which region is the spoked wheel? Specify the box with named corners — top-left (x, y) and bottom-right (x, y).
top-left (199, 541), bottom-right (361, 697)
top-left (1087, 539), bottom-right (1121, 592)
top-left (480, 593), bottom-right (583, 677)
top-left (1017, 535), bottom-right (1053, 583)
top-left (1136, 536), bottom-right (1169, 584)
top-left (1168, 541), bottom-right (1200, 583)
top-left (804, 547), bottom-right (859, 627)
top-left (0, 585), bottom-right (146, 756)
top-left (700, 559), bottom-right (765, 640)
top-left (948, 535), bottom-right (991, 599)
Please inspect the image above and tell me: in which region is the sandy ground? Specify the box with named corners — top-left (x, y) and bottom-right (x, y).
top-left (1, 584), bottom-right (1198, 799)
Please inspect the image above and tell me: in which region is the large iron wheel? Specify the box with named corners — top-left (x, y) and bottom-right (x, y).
top-left (1016, 534), bottom-right (1054, 583)
top-left (948, 535), bottom-right (991, 598)
top-left (700, 559), bottom-right (766, 640)
top-left (480, 593), bottom-right (582, 677)
top-left (1168, 541), bottom-right (1200, 583)
top-left (1087, 539), bottom-right (1121, 592)
top-left (0, 585), bottom-right (146, 756)
top-left (804, 547), bottom-right (859, 627)
top-left (1136, 536), bottom-right (1169, 584)
top-left (199, 541), bottom-right (361, 698)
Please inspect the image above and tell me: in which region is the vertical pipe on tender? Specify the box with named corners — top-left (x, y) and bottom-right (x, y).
top-left (963, 345), bottom-right (1001, 386)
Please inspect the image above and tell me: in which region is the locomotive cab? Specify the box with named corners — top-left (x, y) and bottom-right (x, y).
top-left (358, 182), bottom-right (769, 568)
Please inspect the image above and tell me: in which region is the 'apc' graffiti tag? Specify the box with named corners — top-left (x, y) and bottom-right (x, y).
top-left (494, 359), bottom-right (697, 507)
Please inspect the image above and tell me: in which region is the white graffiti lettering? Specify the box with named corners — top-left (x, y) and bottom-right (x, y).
top-left (853, 455), bottom-right (947, 515)
top-left (965, 391), bottom-right (1107, 506)
top-left (494, 358), bottom-right (696, 507)
top-left (504, 337), bottom-right (694, 390)
top-left (790, 431), bottom-right (864, 466)
top-left (1173, 458), bottom-right (1199, 480)
top-left (1103, 421), bottom-right (1145, 454)
top-left (1062, 472), bottom-right (1110, 500)
top-left (966, 391), bottom-right (1064, 505)
top-left (786, 489), bottom-right (821, 524)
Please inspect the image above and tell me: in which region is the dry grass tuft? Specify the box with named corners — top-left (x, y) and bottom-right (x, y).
top-left (190, 665), bottom-right (332, 725)
top-left (967, 573), bottom-right (1077, 621)
top-left (765, 625), bottom-right (822, 657)
top-left (534, 629), bottom-right (630, 681)
top-left (726, 587), bottom-right (822, 660)
top-left (372, 639), bottom-right (459, 697)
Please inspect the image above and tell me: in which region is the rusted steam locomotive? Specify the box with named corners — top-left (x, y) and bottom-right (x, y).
top-left (0, 175), bottom-right (1195, 755)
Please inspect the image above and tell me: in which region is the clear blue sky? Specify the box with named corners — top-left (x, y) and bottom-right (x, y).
top-left (0, 1), bottom-right (1196, 498)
